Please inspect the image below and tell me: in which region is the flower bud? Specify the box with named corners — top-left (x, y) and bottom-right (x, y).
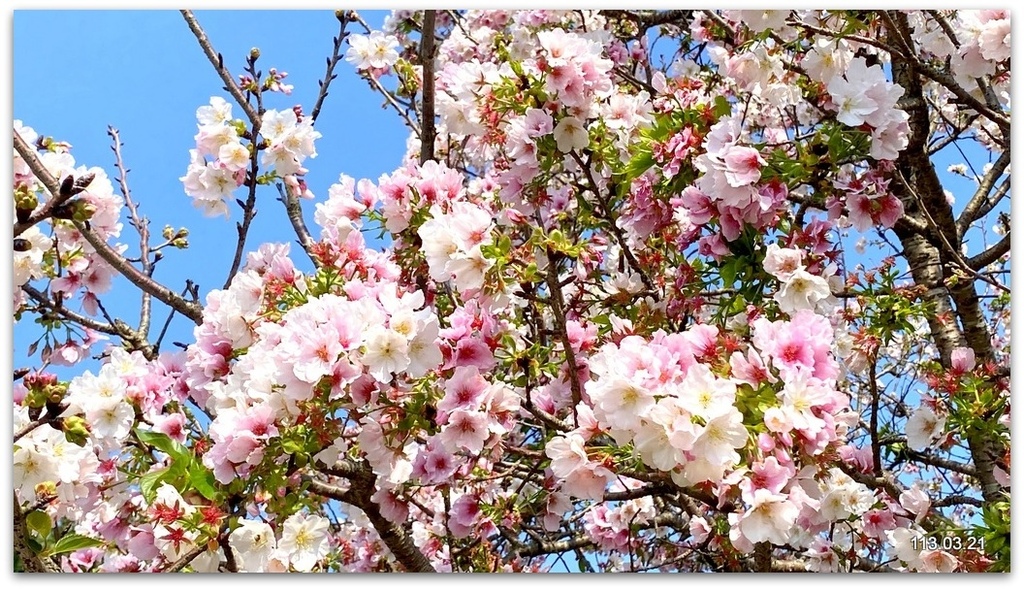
top-left (15, 192), bottom-right (38, 225)
top-left (71, 199), bottom-right (97, 222)
top-left (250, 47), bottom-right (261, 60)
top-left (62, 415), bottom-right (91, 443)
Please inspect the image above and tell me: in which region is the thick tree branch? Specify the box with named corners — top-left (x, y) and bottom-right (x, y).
top-left (304, 473), bottom-right (436, 572)
top-left (957, 150), bottom-right (1010, 237)
top-left (180, 10), bottom-right (261, 125)
top-left (418, 10), bottom-right (437, 165)
top-left (966, 234), bottom-right (1010, 272)
top-left (276, 182), bottom-right (319, 267)
top-left (13, 129), bottom-right (78, 237)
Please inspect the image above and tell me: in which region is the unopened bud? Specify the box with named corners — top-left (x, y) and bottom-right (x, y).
top-left (250, 47), bottom-right (261, 60)
top-left (72, 171), bottom-right (96, 194)
top-left (62, 415), bottom-right (91, 441)
top-left (15, 190), bottom-right (38, 223)
top-left (59, 174), bottom-right (76, 196)
top-left (163, 225), bottom-right (175, 240)
top-left (172, 237), bottom-right (189, 249)
top-left (71, 200), bottom-right (97, 223)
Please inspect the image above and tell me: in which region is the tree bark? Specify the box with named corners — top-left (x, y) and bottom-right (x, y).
top-left (887, 11), bottom-right (1006, 504)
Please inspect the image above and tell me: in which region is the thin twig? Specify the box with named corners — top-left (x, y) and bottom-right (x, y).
top-left (155, 543), bottom-right (206, 573)
top-left (545, 252), bottom-right (583, 427)
top-left (310, 11), bottom-right (351, 123)
top-left (223, 122), bottom-right (261, 289)
top-left (107, 126), bottom-right (153, 339)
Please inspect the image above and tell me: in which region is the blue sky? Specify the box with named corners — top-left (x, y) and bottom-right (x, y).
top-left (12, 10), bottom-right (407, 376)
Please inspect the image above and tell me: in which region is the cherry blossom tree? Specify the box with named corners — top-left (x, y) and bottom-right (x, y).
top-left (13, 9), bottom-right (1010, 573)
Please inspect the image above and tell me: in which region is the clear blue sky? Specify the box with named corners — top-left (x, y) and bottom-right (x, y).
top-left (13, 10), bottom-right (406, 376)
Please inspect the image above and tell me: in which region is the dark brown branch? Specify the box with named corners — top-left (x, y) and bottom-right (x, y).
top-left (514, 534), bottom-right (595, 559)
top-left (276, 182), bottom-right (319, 267)
top-left (14, 415), bottom-right (59, 444)
top-left (14, 492), bottom-right (61, 573)
top-left (21, 284), bottom-right (118, 336)
top-left (155, 543), bottom-right (206, 573)
top-left (418, 10), bottom-right (437, 165)
top-left (868, 355), bottom-right (882, 477)
top-left (545, 252), bottom-right (583, 426)
top-left (925, 10), bottom-right (961, 49)
top-left (600, 9), bottom-right (693, 30)
top-left (957, 150), bottom-right (1010, 237)
top-left (13, 129), bottom-right (76, 237)
top-left (903, 448), bottom-right (979, 477)
top-left (311, 12), bottom-right (351, 123)
top-left (966, 234), bottom-right (1010, 271)
top-left (931, 494), bottom-right (985, 508)
top-left (223, 122), bottom-right (261, 289)
top-left (304, 474), bottom-right (436, 572)
top-left (570, 151), bottom-right (655, 292)
top-left (180, 10), bottom-right (261, 125)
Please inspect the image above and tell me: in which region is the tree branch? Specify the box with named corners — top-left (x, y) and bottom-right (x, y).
top-left (966, 234), bottom-right (1010, 272)
top-left (957, 151), bottom-right (1010, 237)
top-left (107, 126), bottom-right (153, 339)
top-left (13, 127), bottom-right (205, 324)
top-left (223, 122), bottom-right (261, 289)
top-left (180, 10), bottom-right (261, 126)
top-left (310, 11), bottom-right (351, 123)
top-left (73, 220), bottom-right (204, 324)
top-left (13, 129), bottom-right (78, 237)
top-left (418, 10), bottom-right (437, 165)
top-left (304, 474), bottom-right (436, 572)
top-left (545, 252), bottom-right (583, 426)
top-left (276, 182), bottom-right (319, 268)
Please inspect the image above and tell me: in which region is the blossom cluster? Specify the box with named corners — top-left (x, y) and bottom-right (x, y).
top-left (181, 97), bottom-right (321, 217)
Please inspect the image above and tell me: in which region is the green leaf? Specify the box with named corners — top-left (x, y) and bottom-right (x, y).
top-left (25, 510), bottom-right (52, 540)
top-left (139, 467), bottom-right (169, 504)
top-left (136, 429), bottom-right (190, 464)
top-left (712, 94), bottom-right (732, 119)
top-left (47, 534), bottom-right (104, 556)
top-left (281, 438), bottom-right (306, 455)
top-left (189, 462), bottom-right (221, 502)
top-left (623, 149), bottom-right (655, 182)
top-left (719, 259), bottom-right (737, 288)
